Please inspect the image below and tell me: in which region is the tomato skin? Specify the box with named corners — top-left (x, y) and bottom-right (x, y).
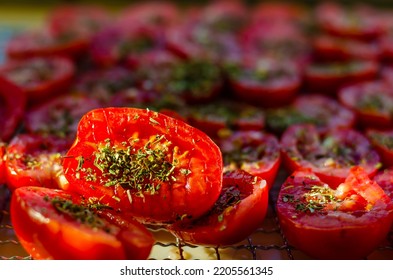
top-left (0, 143), bottom-right (6, 184)
top-left (169, 170), bottom-right (268, 246)
top-left (5, 134), bottom-right (70, 191)
top-left (277, 168), bottom-right (393, 259)
top-left (338, 81), bottom-right (393, 130)
top-left (11, 187), bottom-right (154, 259)
top-left (367, 129), bottom-right (393, 167)
top-left (0, 76), bottom-right (26, 142)
top-left (0, 57), bottom-right (75, 104)
top-left (219, 131), bottom-right (281, 189)
top-left (62, 107), bottom-right (223, 225)
top-left (280, 124), bottom-right (381, 189)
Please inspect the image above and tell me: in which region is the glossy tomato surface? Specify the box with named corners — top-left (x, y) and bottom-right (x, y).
top-left (0, 57), bottom-right (75, 103)
top-left (62, 107), bottom-right (223, 224)
top-left (0, 76), bottom-right (26, 142)
top-left (169, 170), bottom-right (268, 246)
top-left (11, 186), bottom-right (154, 259)
top-left (277, 167), bottom-right (393, 259)
top-left (280, 124), bottom-right (381, 188)
top-left (219, 131), bottom-right (281, 189)
top-left (5, 134), bottom-right (70, 191)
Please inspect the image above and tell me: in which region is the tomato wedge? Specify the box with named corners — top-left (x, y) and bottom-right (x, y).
top-left (277, 167), bottom-right (393, 259)
top-left (169, 170), bottom-right (268, 246)
top-left (62, 107), bottom-right (223, 225)
top-left (219, 130), bottom-right (281, 189)
top-left (0, 76), bottom-right (26, 142)
top-left (5, 134), bottom-right (70, 191)
top-left (11, 186), bottom-right (154, 259)
top-left (280, 124), bottom-right (381, 188)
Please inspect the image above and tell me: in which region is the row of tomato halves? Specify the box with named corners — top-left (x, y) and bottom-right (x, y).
top-left (1, 1), bottom-right (393, 260)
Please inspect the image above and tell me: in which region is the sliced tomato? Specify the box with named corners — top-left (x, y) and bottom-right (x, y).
top-left (11, 186), bottom-right (154, 259)
top-left (6, 29), bottom-right (88, 60)
top-left (266, 94), bottom-right (355, 135)
top-left (219, 130), bottom-right (281, 189)
top-left (169, 170), bottom-right (268, 246)
top-left (186, 99), bottom-right (265, 140)
top-left (62, 107), bottom-right (223, 225)
top-left (367, 129), bottom-right (393, 167)
top-left (0, 57), bottom-right (74, 104)
top-left (0, 76), bottom-right (26, 142)
top-left (24, 93), bottom-right (101, 146)
top-left (280, 124), bottom-right (381, 188)
top-left (338, 81), bottom-right (393, 129)
top-left (225, 56), bottom-right (301, 108)
top-left (277, 167), bottom-right (393, 259)
top-left (304, 60), bottom-right (379, 95)
top-left (374, 168), bottom-right (393, 201)
top-left (5, 134), bottom-right (70, 191)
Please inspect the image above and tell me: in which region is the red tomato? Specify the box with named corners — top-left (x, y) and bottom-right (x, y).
top-left (48, 4), bottom-right (110, 39)
top-left (315, 2), bottom-right (385, 41)
top-left (89, 25), bottom-right (164, 68)
top-left (187, 100), bottom-right (265, 140)
top-left (117, 2), bottom-right (180, 29)
top-left (280, 124), bottom-right (381, 188)
top-left (0, 76), bottom-right (26, 142)
top-left (169, 170), bottom-right (268, 246)
top-left (338, 81), bottom-right (393, 129)
top-left (374, 168), bottom-right (393, 201)
top-left (366, 129), bottom-right (393, 167)
top-left (312, 35), bottom-right (381, 62)
top-left (24, 94), bottom-right (101, 146)
top-left (62, 107), bottom-right (223, 225)
top-left (0, 142), bottom-right (6, 184)
top-left (266, 94), bottom-right (355, 135)
top-left (226, 56), bottom-right (301, 107)
top-left (219, 131), bottom-right (281, 189)
top-left (276, 167), bottom-right (393, 259)
top-left (304, 60), bottom-right (379, 95)
top-left (6, 29), bottom-right (88, 59)
top-left (11, 186), bottom-right (154, 259)
top-left (5, 134), bottom-right (70, 191)
top-left (0, 57), bottom-right (74, 104)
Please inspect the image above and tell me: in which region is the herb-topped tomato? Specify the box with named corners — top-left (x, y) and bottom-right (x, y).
top-left (280, 124), bottom-right (381, 188)
top-left (5, 134), bottom-right (70, 191)
top-left (367, 129), bottom-right (393, 167)
top-left (169, 170), bottom-right (268, 246)
top-left (304, 60), bottom-right (379, 95)
top-left (0, 57), bottom-right (74, 104)
top-left (338, 81), bottom-right (393, 130)
top-left (225, 56), bottom-right (301, 108)
top-left (219, 131), bottom-right (281, 189)
top-left (24, 94), bottom-right (101, 146)
top-left (266, 94), bottom-right (355, 135)
top-left (62, 107), bottom-right (223, 225)
top-left (277, 167), bottom-right (393, 259)
top-left (0, 76), bottom-right (26, 142)
top-left (11, 187), bottom-right (154, 259)
top-left (186, 100), bottom-right (265, 140)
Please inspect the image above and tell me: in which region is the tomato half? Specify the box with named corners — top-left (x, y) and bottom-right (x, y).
top-left (276, 167), bottom-right (393, 259)
top-left (219, 130), bottom-right (281, 189)
top-left (280, 124), bottom-right (381, 188)
top-left (0, 56), bottom-right (75, 104)
top-left (5, 134), bottom-right (70, 191)
top-left (24, 93), bottom-right (101, 146)
top-left (169, 170), bottom-right (268, 246)
top-left (225, 56), bottom-right (301, 108)
top-left (367, 129), bottom-right (393, 167)
top-left (266, 94), bottom-right (355, 135)
top-left (0, 76), bottom-right (26, 142)
top-left (11, 186), bottom-right (154, 259)
top-left (62, 107), bottom-right (223, 225)
top-left (304, 60), bottom-right (379, 95)
top-left (338, 81), bottom-right (393, 130)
